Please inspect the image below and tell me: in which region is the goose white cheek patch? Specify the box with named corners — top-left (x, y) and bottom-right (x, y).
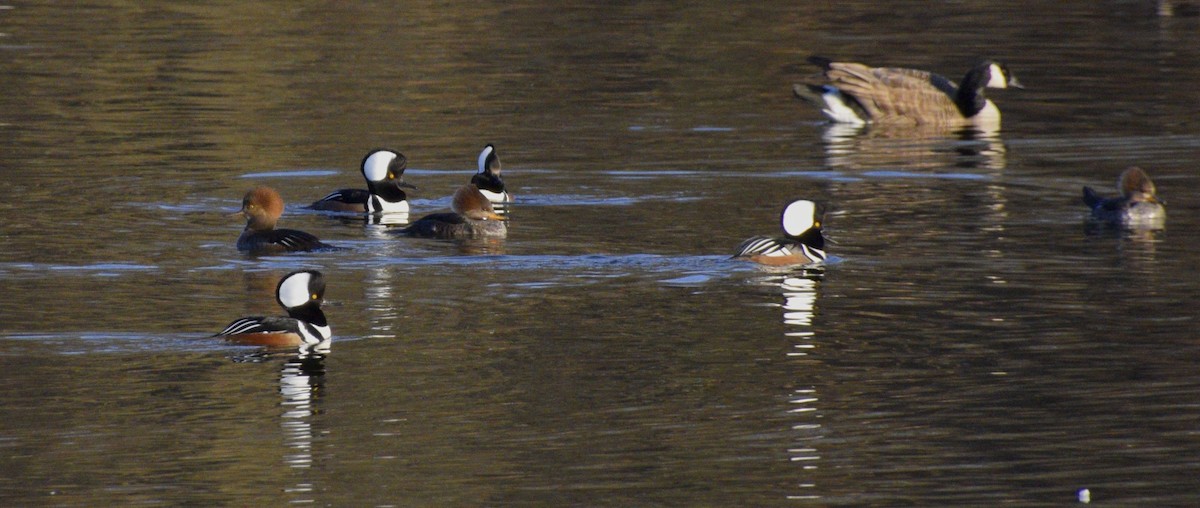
top-left (987, 63), bottom-right (1008, 88)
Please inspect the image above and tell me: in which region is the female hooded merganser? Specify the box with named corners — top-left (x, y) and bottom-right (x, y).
top-left (236, 186), bottom-right (337, 254)
top-left (308, 149), bottom-right (416, 214)
top-left (214, 270), bottom-right (330, 347)
top-left (396, 184), bottom-right (508, 239)
top-left (794, 56), bottom-right (1023, 126)
top-left (1083, 166), bottom-right (1166, 228)
top-left (733, 199), bottom-right (827, 266)
top-left (471, 144), bottom-right (512, 215)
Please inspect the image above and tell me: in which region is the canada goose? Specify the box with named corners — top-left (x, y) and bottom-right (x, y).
top-left (794, 56), bottom-right (1023, 126)
top-left (1083, 166), bottom-right (1166, 229)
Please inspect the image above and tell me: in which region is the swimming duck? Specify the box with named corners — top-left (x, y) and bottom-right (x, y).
top-left (236, 186), bottom-right (337, 254)
top-left (794, 56), bottom-right (1023, 126)
top-left (308, 149), bottom-right (416, 214)
top-left (733, 199), bottom-right (827, 266)
top-left (471, 144), bottom-right (512, 215)
top-left (214, 270), bottom-right (330, 347)
top-left (396, 184), bottom-right (508, 239)
top-left (1083, 166), bottom-right (1166, 229)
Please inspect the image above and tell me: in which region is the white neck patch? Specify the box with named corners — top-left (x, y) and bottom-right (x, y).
top-left (278, 272), bottom-right (314, 308)
top-left (477, 145), bottom-right (494, 174)
top-left (363, 151), bottom-right (398, 182)
top-left (781, 200), bottom-right (817, 236)
top-left (986, 63), bottom-right (1008, 88)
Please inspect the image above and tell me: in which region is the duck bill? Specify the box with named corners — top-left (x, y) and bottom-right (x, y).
top-left (399, 180), bottom-right (418, 190)
top-left (1007, 76), bottom-right (1025, 89)
top-left (485, 211), bottom-right (508, 221)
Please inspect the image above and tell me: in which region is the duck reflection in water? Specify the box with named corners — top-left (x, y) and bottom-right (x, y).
top-left (280, 342), bottom-right (328, 471)
top-left (230, 341), bottom-right (328, 501)
top-left (748, 268), bottom-right (826, 500)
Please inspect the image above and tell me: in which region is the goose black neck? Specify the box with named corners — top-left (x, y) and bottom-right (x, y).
top-left (955, 66), bottom-right (990, 117)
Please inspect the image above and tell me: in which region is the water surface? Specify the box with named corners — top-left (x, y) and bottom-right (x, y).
top-left (2, 1), bottom-right (1200, 506)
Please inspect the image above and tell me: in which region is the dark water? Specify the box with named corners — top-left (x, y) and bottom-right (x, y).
top-left (2, 1), bottom-right (1200, 505)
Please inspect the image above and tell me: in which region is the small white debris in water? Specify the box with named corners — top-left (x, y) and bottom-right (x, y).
top-left (1078, 488), bottom-right (1091, 503)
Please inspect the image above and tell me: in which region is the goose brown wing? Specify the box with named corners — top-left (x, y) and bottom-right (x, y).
top-left (825, 63), bottom-right (962, 123)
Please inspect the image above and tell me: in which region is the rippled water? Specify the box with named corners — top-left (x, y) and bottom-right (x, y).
top-left (3, 1), bottom-right (1200, 506)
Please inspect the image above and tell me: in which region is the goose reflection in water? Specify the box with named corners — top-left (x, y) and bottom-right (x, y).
top-left (819, 122), bottom-right (1007, 172)
top-left (751, 269), bottom-right (825, 501)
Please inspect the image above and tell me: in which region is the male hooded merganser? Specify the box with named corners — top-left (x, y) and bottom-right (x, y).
top-left (733, 199), bottom-right (827, 266)
top-left (214, 270), bottom-right (330, 347)
top-left (396, 184), bottom-right (508, 239)
top-left (1083, 166), bottom-right (1166, 228)
top-left (794, 56), bottom-right (1023, 126)
top-left (308, 149), bottom-right (416, 214)
top-left (236, 186), bottom-right (337, 254)
top-left (471, 144), bottom-right (512, 215)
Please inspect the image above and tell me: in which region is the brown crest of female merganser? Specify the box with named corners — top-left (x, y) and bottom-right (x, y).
top-left (236, 186), bottom-right (338, 254)
top-left (397, 184), bottom-right (508, 239)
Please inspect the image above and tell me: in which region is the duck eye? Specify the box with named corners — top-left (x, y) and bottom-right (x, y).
top-left (311, 293), bottom-right (318, 300)
top-left (388, 172), bottom-right (395, 179)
